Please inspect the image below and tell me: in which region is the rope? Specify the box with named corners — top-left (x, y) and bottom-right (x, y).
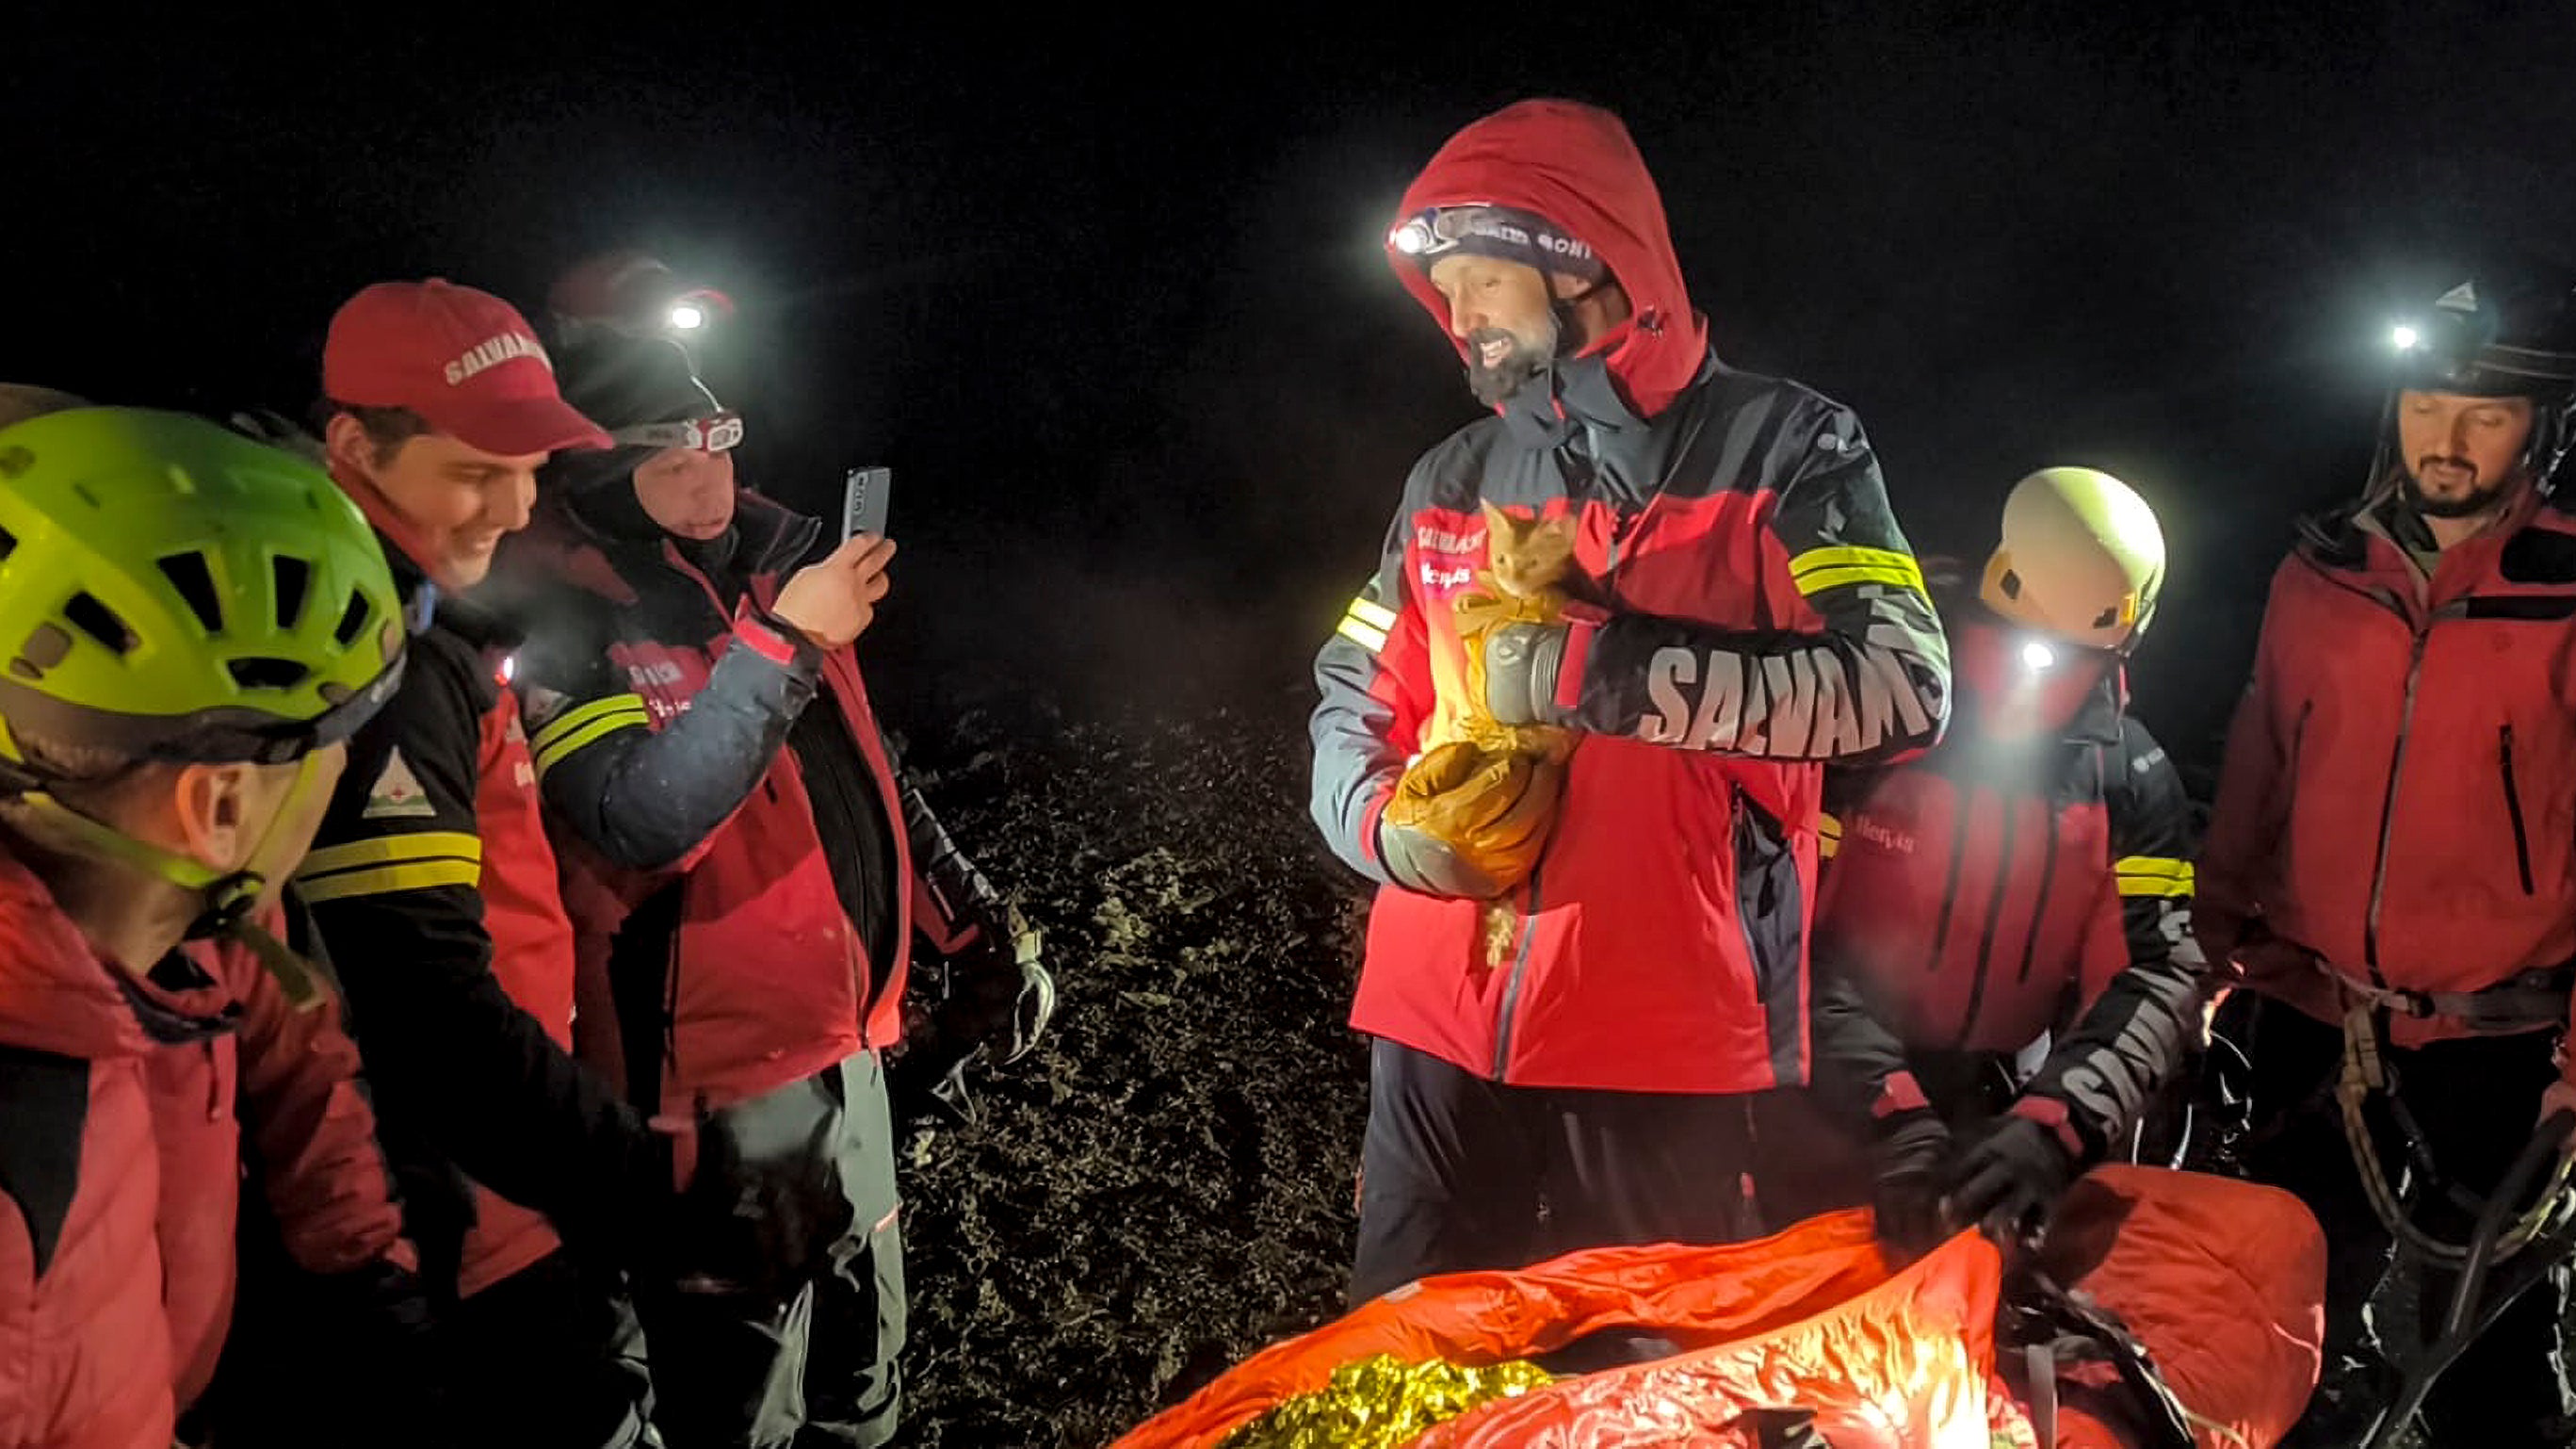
top-left (2336, 1001), bottom-right (2576, 1267)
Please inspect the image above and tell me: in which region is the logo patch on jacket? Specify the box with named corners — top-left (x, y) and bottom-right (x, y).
top-left (1851, 813), bottom-right (1918, 855)
top-left (362, 749), bottom-right (436, 820)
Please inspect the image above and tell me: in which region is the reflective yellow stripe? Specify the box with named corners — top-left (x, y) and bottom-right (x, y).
top-left (1790, 546), bottom-right (1926, 596)
top-left (1817, 812), bottom-right (1843, 857)
top-left (298, 832), bottom-right (481, 878)
top-left (2114, 855), bottom-right (2192, 879)
top-left (1790, 545), bottom-right (1925, 582)
top-left (296, 831), bottom-right (482, 902)
top-left (2114, 855), bottom-right (2195, 898)
top-left (294, 859), bottom-right (484, 904)
top-left (528, 692), bottom-right (650, 759)
top-left (529, 704), bottom-right (653, 778)
top-left (1347, 596), bottom-right (1398, 631)
top-left (1335, 615), bottom-right (1390, 654)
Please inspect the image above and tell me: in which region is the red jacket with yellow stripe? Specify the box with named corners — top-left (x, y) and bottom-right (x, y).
top-left (500, 492), bottom-right (944, 1116)
top-left (1309, 100), bottom-right (1951, 1094)
top-left (1806, 609), bottom-right (2208, 1158)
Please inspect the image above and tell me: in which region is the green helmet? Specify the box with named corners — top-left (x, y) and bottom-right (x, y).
top-left (0, 407), bottom-right (406, 781)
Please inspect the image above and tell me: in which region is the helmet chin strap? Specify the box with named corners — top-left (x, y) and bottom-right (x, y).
top-left (9, 751), bottom-right (333, 1009)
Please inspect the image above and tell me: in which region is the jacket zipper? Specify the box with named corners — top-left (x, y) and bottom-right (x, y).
top-left (1489, 866), bottom-right (1545, 1079)
top-left (2013, 801), bottom-right (2065, 985)
top-left (1953, 794), bottom-right (2020, 1049)
top-left (2363, 628), bottom-right (2431, 978)
top-left (2502, 724), bottom-right (2535, 895)
top-left (1922, 784), bottom-right (1978, 978)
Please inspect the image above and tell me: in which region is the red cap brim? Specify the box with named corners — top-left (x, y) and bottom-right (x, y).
top-left (418, 394), bottom-right (613, 456)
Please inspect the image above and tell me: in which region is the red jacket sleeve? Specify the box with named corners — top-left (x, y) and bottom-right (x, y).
top-left (225, 904), bottom-right (412, 1277)
top-left (2196, 560), bottom-right (2299, 968)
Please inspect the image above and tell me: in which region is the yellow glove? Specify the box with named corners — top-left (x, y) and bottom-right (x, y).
top-left (1377, 739), bottom-right (1565, 899)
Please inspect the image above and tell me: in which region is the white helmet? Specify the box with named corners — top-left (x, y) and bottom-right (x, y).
top-left (1979, 467), bottom-right (2166, 652)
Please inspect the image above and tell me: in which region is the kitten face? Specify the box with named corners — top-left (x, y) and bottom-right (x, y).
top-left (1482, 500), bottom-right (1576, 598)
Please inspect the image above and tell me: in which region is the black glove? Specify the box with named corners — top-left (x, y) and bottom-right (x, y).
top-left (1871, 1109), bottom-right (1956, 1261)
top-left (1945, 1110), bottom-right (2081, 1245)
top-left (658, 1099), bottom-right (852, 1307)
top-left (387, 1152), bottom-right (477, 1308)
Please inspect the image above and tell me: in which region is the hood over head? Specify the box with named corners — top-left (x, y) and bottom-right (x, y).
top-left (1388, 98), bottom-right (1710, 420)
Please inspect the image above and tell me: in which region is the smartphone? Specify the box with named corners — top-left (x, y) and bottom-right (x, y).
top-left (841, 465), bottom-right (892, 544)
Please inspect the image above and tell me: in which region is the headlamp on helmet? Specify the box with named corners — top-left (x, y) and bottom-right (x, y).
top-left (2385, 279), bottom-right (2576, 399)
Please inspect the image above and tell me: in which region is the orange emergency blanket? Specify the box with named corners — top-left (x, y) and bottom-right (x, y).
top-left (1116, 1167), bottom-right (2325, 1449)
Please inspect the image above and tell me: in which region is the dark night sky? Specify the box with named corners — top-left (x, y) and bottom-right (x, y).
top-left (14, 3), bottom-right (2576, 781)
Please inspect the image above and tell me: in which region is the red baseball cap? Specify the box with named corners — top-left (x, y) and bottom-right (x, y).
top-left (322, 279), bottom-right (612, 456)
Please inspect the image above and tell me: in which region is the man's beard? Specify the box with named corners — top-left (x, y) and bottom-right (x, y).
top-left (1465, 320), bottom-right (1560, 407)
top-left (2402, 453), bottom-right (2518, 518)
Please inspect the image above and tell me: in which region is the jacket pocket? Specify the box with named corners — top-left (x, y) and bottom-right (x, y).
top-left (2502, 724), bottom-right (2536, 896)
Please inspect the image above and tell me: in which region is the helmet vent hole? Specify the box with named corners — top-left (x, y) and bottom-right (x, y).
top-left (332, 593), bottom-right (372, 648)
top-left (16, 623), bottom-right (72, 674)
top-left (271, 555), bottom-right (310, 631)
top-left (227, 657), bottom-right (311, 691)
top-left (156, 551), bottom-right (225, 634)
top-left (0, 523), bottom-right (16, 562)
top-left (2093, 606), bottom-right (2120, 628)
top-left (2000, 569), bottom-right (2023, 600)
top-left (63, 593), bottom-right (134, 655)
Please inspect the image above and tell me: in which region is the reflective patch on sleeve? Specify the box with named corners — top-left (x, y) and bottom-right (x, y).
top-left (527, 692), bottom-right (653, 779)
top-left (1347, 596), bottom-right (1398, 631)
top-left (1818, 811), bottom-right (1842, 859)
top-left (2114, 855), bottom-right (2195, 898)
top-left (296, 831), bottom-right (483, 903)
top-left (1789, 545), bottom-right (1927, 597)
top-left (1335, 595), bottom-right (1393, 655)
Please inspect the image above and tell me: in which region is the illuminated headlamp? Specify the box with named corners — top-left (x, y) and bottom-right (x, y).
top-left (611, 410), bottom-right (744, 453)
top-left (2020, 640), bottom-right (2057, 672)
top-left (669, 302), bottom-right (708, 332)
top-left (1388, 207), bottom-right (1474, 258)
top-left (1385, 204), bottom-right (1605, 280)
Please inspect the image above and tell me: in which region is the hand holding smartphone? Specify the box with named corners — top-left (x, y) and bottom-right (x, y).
top-left (843, 465), bottom-right (892, 543)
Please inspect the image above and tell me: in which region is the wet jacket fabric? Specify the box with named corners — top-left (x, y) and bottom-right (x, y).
top-left (2200, 487), bottom-right (2576, 1065)
top-left (1311, 98), bottom-right (1950, 1094)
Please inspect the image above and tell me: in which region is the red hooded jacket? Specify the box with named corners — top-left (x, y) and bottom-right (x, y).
top-left (1311, 100), bottom-right (1951, 1093)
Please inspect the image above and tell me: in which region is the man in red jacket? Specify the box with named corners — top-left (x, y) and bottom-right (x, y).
top-left (2199, 268), bottom-right (2576, 1447)
top-left (0, 403), bottom-right (415, 1448)
top-left (490, 329), bottom-right (1048, 1447)
top-left (1795, 470), bottom-right (2209, 1259)
top-left (1310, 98), bottom-right (1950, 1302)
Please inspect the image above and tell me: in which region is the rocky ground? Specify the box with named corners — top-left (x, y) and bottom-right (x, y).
top-left (884, 689), bottom-right (1372, 1447)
